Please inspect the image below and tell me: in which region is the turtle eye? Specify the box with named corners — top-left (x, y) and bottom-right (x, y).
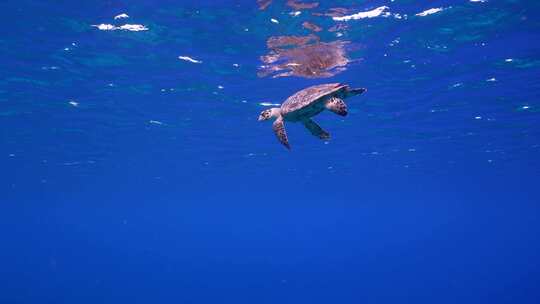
top-left (259, 110), bottom-right (270, 121)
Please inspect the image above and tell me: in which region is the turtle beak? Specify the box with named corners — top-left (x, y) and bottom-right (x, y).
top-left (258, 115), bottom-right (264, 121)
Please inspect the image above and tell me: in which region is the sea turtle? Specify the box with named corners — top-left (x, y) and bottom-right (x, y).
top-left (258, 83), bottom-right (366, 149)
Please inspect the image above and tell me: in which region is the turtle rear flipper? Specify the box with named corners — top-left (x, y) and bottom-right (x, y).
top-left (272, 117), bottom-right (290, 150)
top-left (326, 97), bottom-right (348, 116)
top-left (303, 119), bottom-right (330, 140)
top-left (345, 87), bottom-right (367, 97)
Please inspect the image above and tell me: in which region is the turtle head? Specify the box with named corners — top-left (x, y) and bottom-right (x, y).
top-left (258, 108), bottom-right (280, 121)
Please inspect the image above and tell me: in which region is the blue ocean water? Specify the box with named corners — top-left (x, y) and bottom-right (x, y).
top-left (1, 0), bottom-right (539, 303)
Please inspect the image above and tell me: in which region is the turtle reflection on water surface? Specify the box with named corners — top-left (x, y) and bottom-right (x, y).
top-left (258, 35), bottom-right (351, 79)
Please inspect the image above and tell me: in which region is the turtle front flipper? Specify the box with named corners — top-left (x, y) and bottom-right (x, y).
top-left (325, 97), bottom-right (348, 116)
top-left (272, 117), bottom-right (290, 150)
top-left (303, 119), bottom-right (330, 140)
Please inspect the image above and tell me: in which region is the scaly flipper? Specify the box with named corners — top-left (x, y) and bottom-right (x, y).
top-left (272, 117), bottom-right (290, 150)
top-left (303, 119), bottom-right (330, 140)
top-left (325, 97), bottom-right (348, 116)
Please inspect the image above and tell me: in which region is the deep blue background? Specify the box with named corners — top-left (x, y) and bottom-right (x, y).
top-left (1, 1), bottom-right (539, 303)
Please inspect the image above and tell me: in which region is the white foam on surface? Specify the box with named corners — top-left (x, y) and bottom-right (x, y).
top-left (114, 13), bottom-right (129, 19)
top-left (289, 11), bottom-right (301, 17)
top-left (92, 23), bottom-right (116, 30)
top-left (178, 56), bottom-right (202, 64)
top-left (92, 23), bottom-right (148, 31)
top-left (333, 6), bottom-right (389, 21)
top-left (118, 24), bottom-right (148, 31)
top-left (416, 8), bottom-right (445, 17)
